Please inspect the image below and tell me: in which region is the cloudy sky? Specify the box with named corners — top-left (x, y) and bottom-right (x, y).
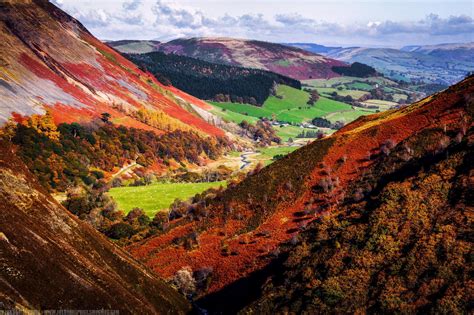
top-left (51, 0), bottom-right (473, 47)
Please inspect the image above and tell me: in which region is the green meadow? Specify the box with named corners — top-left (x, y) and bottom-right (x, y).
top-left (108, 181), bottom-right (226, 217)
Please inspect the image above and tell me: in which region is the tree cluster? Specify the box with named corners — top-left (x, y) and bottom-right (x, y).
top-left (332, 62), bottom-right (378, 77)
top-left (126, 51), bottom-right (301, 105)
top-left (239, 119), bottom-right (281, 146)
top-left (312, 117), bottom-right (345, 130)
top-left (9, 117), bottom-right (229, 191)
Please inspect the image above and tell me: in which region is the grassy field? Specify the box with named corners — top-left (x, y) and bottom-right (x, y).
top-left (210, 102), bottom-right (272, 122)
top-left (324, 108), bottom-right (375, 123)
top-left (361, 99), bottom-right (399, 110)
top-left (210, 85), bottom-right (355, 124)
top-left (108, 181), bottom-right (226, 217)
top-left (209, 105), bottom-right (259, 124)
top-left (305, 76), bottom-right (398, 88)
top-left (346, 81), bottom-right (373, 90)
top-left (275, 125), bottom-right (316, 141)
top-left (256, 146), bottom-right (298, 160)
top-left (249, 146), bottom-right (299, 166)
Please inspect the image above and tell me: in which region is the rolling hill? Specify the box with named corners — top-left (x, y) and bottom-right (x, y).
top-left (287, 42), bottom-right (474, 85)
top-left (401, 42), bottom-right (474, 63)
top-left (0, 0), bottom-right (223, 137)
top-left (110, 37), bottom-right (347, 80)
top-left (0, 142), bottom-right (190, 313)
top-left (127, 75), bottom-right (473, 312)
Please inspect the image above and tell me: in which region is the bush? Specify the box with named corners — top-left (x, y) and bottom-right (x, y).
top-left (106, 222), bottom-right (135, 239)
top-left (173, 266), bottom-right (196, 298)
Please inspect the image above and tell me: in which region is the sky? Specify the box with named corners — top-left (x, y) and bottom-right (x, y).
top-left (51, 0), bottom-right (474, 47)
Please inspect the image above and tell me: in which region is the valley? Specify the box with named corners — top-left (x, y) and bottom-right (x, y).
top-left (0, 0), bottom-right (472, 314)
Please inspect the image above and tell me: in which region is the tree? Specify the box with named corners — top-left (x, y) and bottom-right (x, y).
top-left (101, 112), bottom-right (111, 123)
top-left (0, 118), bottom-right (17, 141)
top-left (106, 222), bottom-right (135, 239)
top-left (25, 110), bottom-right (60, 140)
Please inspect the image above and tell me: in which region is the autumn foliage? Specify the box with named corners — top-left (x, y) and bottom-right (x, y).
top-left (8, 116), bottom-right (229, 191)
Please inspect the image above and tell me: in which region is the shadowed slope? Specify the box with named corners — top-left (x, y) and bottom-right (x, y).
top-left (0, 143), bottom-right (190, 313)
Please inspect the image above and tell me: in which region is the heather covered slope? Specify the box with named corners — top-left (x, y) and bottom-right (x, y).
top-left (0, 143), bottom-right (190, 313)
top-left (150, 37), bottom-right (346, 80)
top-left (0, 0), bottom-right (223, 137)
top-left (128, 76), bottom-right (473, 312)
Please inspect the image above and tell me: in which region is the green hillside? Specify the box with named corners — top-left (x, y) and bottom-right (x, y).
top-left (210, 85), bottom-right (366, 125)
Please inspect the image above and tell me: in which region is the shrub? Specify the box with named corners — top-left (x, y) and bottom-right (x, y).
top-left (106, 222), bottom-right (135, 239)
top-left (173, 266), bottom-right (196, 298)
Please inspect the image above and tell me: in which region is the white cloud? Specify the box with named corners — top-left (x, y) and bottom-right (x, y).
top-left (123, 0), bottom-right (142, 11)
top-left (54, 0), bottom-right (474, 46)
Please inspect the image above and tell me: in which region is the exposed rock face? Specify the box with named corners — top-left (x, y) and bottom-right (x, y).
top-left (0, 143), bottom-right (190, 313)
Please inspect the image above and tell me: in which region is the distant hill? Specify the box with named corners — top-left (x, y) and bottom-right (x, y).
top-left (289, 43), bottom-right (474, 85)
top-left (284, 42), bottom-right (343, 54)
top-left (401, 42), bottom-right (474, 63)
top-left (125, 51), bottom-right (301, 105)
top-left (111, 37), bottom-right (348, 80)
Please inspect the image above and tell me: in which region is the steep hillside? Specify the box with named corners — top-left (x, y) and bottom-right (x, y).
top-left (128, 75), bottom-right (473, 312)
top-left (148, 37), bottom-right (347, 80)
top-left (0, 142), bottom-right (190, 313)
top-left (245, 129), bottom-right (473, 313)
top-left (0, 0), bottom-right (223, 137)
top-left (125, 51), bottom-right (301, 105)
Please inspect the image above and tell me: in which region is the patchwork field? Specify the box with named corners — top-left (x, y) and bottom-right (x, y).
top-left (209, 78), bottom-right (417, 145)
top-left (316, 87), bottom-right (369, 99)
top-left (304, 76), bottom-right (398, 88)
top-left (108, 181), bottom-right (226, 217)
top-left (209, 85), bottom-right (368, 125)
